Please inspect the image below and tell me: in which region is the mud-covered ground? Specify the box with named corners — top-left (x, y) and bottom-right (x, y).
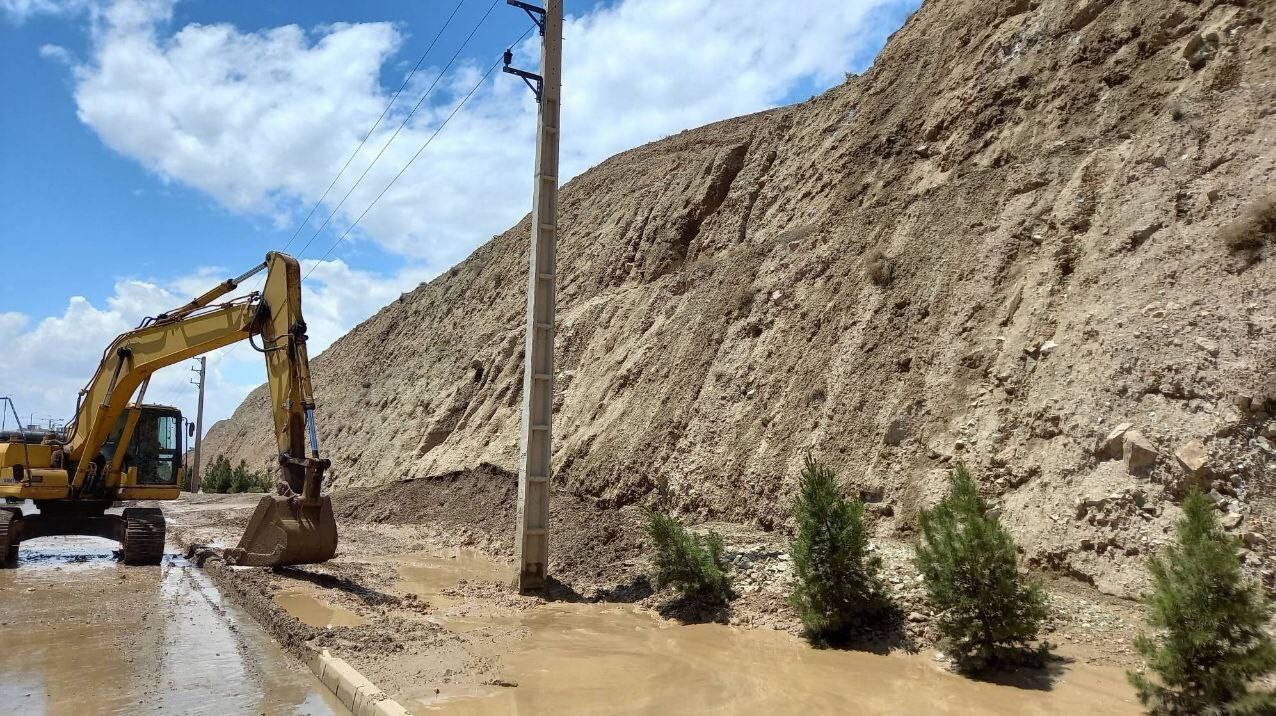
top-left (161, 477), bottom-right (1156, 715)
top-left (0, 509), bottom-right (345, 716)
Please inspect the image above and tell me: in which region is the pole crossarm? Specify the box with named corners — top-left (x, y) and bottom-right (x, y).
top-left (506, 0), bottom-right (545, 33)
top-left (503, 50), bottom-right (544, 102)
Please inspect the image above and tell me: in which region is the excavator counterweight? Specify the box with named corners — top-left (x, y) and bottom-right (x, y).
top-left (0, 252), bottom-right (337, 568)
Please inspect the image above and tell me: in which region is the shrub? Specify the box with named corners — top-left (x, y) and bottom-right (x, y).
top-left (865, 248), bottom-right (895, 286)
top-left (1128, 489), bottom-right (1276, 715)
top-left (200, 455), bottom-right (233, 494)
top-left (228, 460), bottom-right (272, 494)
top-left (1219, 195), bottom-right (1276, 253)
top-left (914, 464), bottom-right (1048, 672)
top-left (789, 456), bottom-right (886, 641)
top-left (645, 509), bottom-right (731, 603)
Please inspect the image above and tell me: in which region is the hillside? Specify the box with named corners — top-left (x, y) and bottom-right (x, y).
top-left (204, 0), bottom-right (1276, 597)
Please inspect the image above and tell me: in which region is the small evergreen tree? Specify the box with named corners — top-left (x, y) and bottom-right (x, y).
top-left (645, 509), bottom-right (731, 603)
top-left (1128, 489), bottom-right (1276, 715)
top-left (248, 468), bottom-right (273, 493)
top-left (914, 464), bottom-right (1048, 671)
top-left (201, 455), bottom-right (233, 494)
top-left (225, 460), bottom-right (273, 493)
top-left (790, 456), bottom-right (885, 641)
top-left (229, 460), bottom-right (254, 493)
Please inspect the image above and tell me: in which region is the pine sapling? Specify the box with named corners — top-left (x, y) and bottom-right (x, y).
top-left (645, 509), bottom-right (731, 603)
top-left (790, 455), bottom-right (886, 641)
top-left (914, 464), bottom-right (1048, 672)
top-left (1129, 489), bottom-right (1276, 715)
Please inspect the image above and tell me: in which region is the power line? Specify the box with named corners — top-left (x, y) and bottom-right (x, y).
top-left (278, 0), bottom-right (470, 256)
top-left (294, 0), bottom-right (507, 265)
top-left (303, 25), bottom-right (535, 283)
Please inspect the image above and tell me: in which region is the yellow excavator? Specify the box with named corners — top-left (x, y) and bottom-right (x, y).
top-left (0, 252), bottom-right (336, 567)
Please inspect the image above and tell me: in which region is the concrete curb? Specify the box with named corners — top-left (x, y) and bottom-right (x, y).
top-left (309, 648), bottom-right (411, 716)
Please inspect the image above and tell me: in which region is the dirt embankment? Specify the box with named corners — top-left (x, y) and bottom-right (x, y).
top-left (334, 464), bottom-right (648, 599)
top-left (205, 0), bottom-right (1276, 601)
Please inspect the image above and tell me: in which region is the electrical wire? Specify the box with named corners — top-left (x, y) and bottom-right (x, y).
top-left (277, 0), bottom-right (471, 256)
top-left (293, 0), bottom-right (506, 264)
top-left (302, 24), bottom-right (535, 282)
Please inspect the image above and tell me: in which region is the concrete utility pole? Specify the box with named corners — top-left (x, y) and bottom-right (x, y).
top-left (507, 0), bottom-right (562, 593)
top-left (190, 357), bottom-right (206, 493)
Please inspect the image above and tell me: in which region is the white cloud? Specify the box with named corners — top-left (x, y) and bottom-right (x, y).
top-left (18, 0), bottom-right (912, 428)
top-left (38, 43), bottom-right (74, 64)
top-left (69, 0), bottom-right (905, 267)
top-left (0, 0), bottom-right (89, 23)
top-left (0, 262), bottom-right (428, 436)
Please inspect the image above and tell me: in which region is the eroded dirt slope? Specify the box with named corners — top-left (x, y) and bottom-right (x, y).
top-left (205, 0), bottom-right (1276, 595)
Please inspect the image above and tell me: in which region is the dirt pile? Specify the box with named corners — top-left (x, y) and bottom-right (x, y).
top-left (205, 0), bottom-right (1276, 597)
top-left (334, 465), bottom-right (649, 598)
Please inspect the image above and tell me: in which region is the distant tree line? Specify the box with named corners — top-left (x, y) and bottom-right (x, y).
top-left (199, 455), bottom-right (273, 494)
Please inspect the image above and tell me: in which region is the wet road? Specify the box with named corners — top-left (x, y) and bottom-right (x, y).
top-left (0, 513), bottom-right (347, 716)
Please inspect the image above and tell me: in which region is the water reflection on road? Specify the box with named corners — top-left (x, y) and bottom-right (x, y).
top-left (0, 529), bottom-right (346, 716)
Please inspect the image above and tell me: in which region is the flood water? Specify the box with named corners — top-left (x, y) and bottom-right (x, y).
top-left (274, 590), bottom-right (368, 629)
top-left (366, 550), bottom-right (1142, 716)
top-left (0, 524), bottom-right (347, 715)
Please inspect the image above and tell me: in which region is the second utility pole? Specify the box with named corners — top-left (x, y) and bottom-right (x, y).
top-left (510, 0), bottom-right (562, 593)
top-left (191, 356), bottom-right (206, 493)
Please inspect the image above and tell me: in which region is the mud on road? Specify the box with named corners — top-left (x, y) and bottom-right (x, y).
top-left (0, 516), bottom-right (345, 716)
top-left (164, 480), bottom-right (1146, 716)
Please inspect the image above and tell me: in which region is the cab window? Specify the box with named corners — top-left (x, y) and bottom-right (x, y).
top-left (133, 412), bottom-right (180, 485)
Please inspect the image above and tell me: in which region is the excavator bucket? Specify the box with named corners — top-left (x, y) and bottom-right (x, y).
top-left (224, 493), bottom-right (337, 567)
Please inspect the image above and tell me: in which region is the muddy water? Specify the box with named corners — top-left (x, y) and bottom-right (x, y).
top-left (380, 550), bottom-right (1140, 716)
top-left (274, 590), bottom-right (368, 628)
top-left (0, 529), bottom-right (347, 716)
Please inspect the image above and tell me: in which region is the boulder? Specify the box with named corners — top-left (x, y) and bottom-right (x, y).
top-left (1099, 422), bottom-right (1133, 460)
top-left (1174, 439), bottom-right (1211, 478)
top-left (1123, 429), bottom-right (1157, 473)
top-left (1243, 532), bottom-right (1269, 549)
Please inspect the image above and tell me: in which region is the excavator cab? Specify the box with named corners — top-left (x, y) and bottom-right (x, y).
top-left (99, 405), bottom-right (183, 491)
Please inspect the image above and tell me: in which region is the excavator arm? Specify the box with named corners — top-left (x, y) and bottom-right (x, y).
top-left (62, 252), bottom-right (336, 566)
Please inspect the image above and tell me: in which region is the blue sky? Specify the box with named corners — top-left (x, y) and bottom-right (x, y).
top-left (2, 1), bottom-right (546, 318)
top-left (0, 0), bottom-right (918, 433)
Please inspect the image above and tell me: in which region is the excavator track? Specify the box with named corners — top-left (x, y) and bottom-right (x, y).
top-left (121, 508), bottom-right (165, 566)
top-left (0, 508), bottom-right (19, 567)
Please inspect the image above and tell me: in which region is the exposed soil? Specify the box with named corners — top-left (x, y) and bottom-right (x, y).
top-left (189, 0), bottom-right (1276, 709)
top-left (204, 0), bottom-right (1276, 606)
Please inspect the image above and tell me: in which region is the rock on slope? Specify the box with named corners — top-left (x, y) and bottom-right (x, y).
top-left (205, 0), bottom-right (1276, 596)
